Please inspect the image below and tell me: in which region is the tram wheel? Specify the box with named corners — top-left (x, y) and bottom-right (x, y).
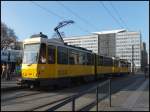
top-left (29, 84), bottom-right (34, 89)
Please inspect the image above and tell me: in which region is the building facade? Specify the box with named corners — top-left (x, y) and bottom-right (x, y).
top-left (64, 35), bottom-right (99, 53)
top-left (116, 31), bottom-right (142, 70)
top-left (93, 29), bottom-right (126, 57)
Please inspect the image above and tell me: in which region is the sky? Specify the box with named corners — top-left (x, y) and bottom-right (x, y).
top-left (1, 1), bottom-right (149, 53)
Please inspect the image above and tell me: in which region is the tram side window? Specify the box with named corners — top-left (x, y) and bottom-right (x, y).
top-left (87, 53), bottom-right (91, 65)
top-left (91, 54), bottom-right (94, 65)
top-left (103, 57), bottom-right (107, 66)
top-left (124, 62), bottom-right (127, 67)
top-left (39, 43), bottom-right (46, 64)
top-left (82, 53), bottom-right (87, 65)
top-left (120, 61), bottom-right (124, 67)
top-left (114, 60), bottom-right (119, 67)
top-left (98, 56), bottom-right (100, 65)
top-left (69, 49), bottom-right (79, 64)
top-left (48, 45), bottom-right (55, 64)
top-left (110, 58), bottom-right (113, 66)
top-left (98, 56), bottom-right (103, 66)
top-left (125, 62), bottom-right (127, 67)
top-left (74, 50), bottom-right (79, 64)
top-left (69, 49), bottom-right (74, 64)
top-left (103, 57), bottom-right (113, 66)
top-left (118, 61), bottom-right (121, 67)
top-left (57, 46), bottom-right (68, 64)
top-left (79, 52), bottom-right (84, 65)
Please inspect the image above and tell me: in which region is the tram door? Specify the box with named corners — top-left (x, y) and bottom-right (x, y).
top-left (38, 43), bottom-right (47, 78)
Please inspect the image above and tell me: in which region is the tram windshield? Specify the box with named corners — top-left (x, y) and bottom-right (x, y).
top-left (23, 44), bottom-right (40, 64)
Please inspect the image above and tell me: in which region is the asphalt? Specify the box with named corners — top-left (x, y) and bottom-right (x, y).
top-left (1, 76), bottom-right (21, 92)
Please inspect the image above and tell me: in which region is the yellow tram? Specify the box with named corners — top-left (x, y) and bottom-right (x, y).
top-left (20, 33), bottom-right (131, 87)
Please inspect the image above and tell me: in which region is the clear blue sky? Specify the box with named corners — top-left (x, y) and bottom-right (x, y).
top-left (1, 1), bottom-right (149, 52)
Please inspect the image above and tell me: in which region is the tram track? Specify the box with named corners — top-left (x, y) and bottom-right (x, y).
top-left (28, 95), bottom-right (73, 111)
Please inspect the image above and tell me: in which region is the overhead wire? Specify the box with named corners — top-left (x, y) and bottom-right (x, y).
top-left (31, 1), bottom-right (91, 34)
top-left (57, 1), bottom-right (100, 31)
top-left (109, 1), bottom-right (129, 29)
top-left (31, 1), bottom-right (64, 19)
top-left (99, 1), bottom-right (124, 29)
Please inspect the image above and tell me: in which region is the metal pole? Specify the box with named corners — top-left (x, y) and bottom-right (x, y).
top-left (72, 97), bottom-right (75, 111)
top-left (132, 45), bottom-right (134, 75)
top-left (109, 78), bottom-right (111, 107)
top-left (55, 29), bottom-right (64, 43)
top-left (96, 86), bottom-right (99, 111)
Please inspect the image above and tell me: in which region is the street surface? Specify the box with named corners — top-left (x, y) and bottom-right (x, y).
top-left (1, 73), bottom-right (149, 111)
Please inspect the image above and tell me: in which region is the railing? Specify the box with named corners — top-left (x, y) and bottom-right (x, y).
top-left (47, 78), bottom-right (112, 111)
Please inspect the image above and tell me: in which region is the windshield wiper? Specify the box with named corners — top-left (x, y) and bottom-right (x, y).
top-left (27, 63), bottom-right (34, 66)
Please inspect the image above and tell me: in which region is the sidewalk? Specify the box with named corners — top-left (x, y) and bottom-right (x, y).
top-left (91, 76), bottom-right (149, 111)
top-left (1, 75), bottom-right (21, 91)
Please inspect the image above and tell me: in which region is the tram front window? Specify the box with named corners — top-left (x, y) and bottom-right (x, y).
top-left (23, 44), bottom-right (40, 64)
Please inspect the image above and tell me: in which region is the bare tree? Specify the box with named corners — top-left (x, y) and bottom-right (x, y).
top-left (1, 22), bottom-right (17, 50)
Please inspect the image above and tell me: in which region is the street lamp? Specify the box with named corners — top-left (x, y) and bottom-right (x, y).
top-left (132, 45), bottom-right (134, 75)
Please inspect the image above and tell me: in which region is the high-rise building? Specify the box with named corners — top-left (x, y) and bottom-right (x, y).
top-left (64, 35), bottom-right (99, 53)
top-left (93, 29), bottom-right (126, 57)
top-left (116, 31), bottom-right (142, 70)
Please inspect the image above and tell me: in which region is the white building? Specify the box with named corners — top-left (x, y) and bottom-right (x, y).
top-left (116, 31), bottom-right (142, 70)
top-left (92, 29), bottom-right (126, 57)
top-left (64, 35), bottom-right (98, 53)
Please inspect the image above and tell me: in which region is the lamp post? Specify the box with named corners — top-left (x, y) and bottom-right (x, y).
top-left (132, 45), bottom-right (134, 75)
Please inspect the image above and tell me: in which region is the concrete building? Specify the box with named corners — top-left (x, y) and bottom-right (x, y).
top-left (64, 35), bottom-right (99, 53)
top-left (116, 31), bottom-right (142, 70)
top-left (64, 29), bottom-right (142, 70)
top-left (141, 42), bottom-right (148, 71)
top-left (92, 29), bottom-right (126, 57)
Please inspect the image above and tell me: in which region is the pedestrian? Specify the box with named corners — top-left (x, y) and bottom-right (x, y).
top-left (6, 63), bottom-right (10, 80)
top-left (1, 63), bottom-right (6, 80)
